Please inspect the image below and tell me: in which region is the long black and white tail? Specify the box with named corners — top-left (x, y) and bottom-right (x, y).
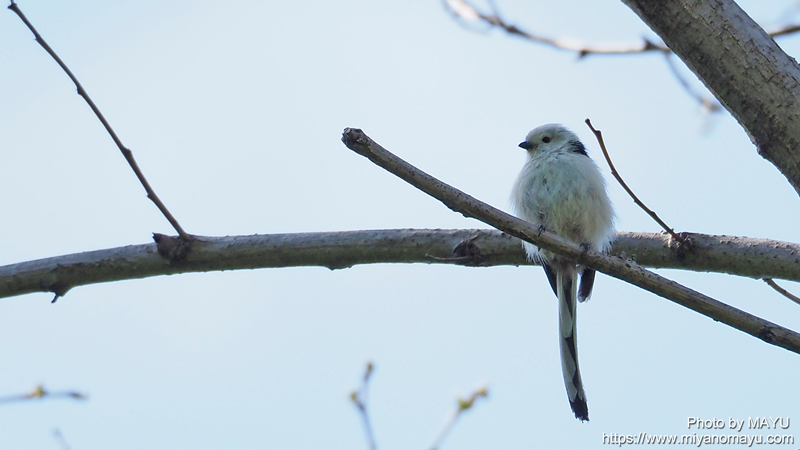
top-left (557, 266), bottom-right (589, 421)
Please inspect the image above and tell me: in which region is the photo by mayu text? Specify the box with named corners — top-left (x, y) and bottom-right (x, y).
top-left (689, 417), bottom-right (790, 431)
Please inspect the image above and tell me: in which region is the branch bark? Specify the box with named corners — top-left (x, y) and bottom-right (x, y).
top-left (340, 128), bottom-right (800, 355)
top-left (620, 0), bottom-right (800, 196)
top-left (1, 229), bottom-right (798, 300)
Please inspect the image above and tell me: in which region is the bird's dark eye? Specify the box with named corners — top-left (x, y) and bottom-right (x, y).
top-left (542, 136), bottom-right (551, 143)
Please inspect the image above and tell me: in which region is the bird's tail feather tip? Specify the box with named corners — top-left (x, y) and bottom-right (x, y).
top-left (571, 399), bottom-right (589, 422)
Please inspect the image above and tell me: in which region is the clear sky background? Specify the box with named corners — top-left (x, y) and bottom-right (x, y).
top-left (1, 0), bottom-right (799, 448)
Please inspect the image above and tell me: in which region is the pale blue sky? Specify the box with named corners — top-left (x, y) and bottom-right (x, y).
top-left (1, 1), bottom-right (799, 448)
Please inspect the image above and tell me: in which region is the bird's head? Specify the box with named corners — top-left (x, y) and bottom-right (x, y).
top-left (519, 123), bottom-right (582, 155)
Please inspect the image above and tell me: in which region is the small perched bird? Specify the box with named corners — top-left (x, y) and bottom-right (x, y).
top-left (510, 124), bottom-right (614, 422)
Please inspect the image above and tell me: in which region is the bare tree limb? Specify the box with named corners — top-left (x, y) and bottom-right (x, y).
top-left (443, 0), bottom-right (671, 56)
top-left (621, 0), bottom-right (800, 196)
top-left (340, 127), bottom-right (800, 355)
top-left (0, 229), bottom-right (798, 301)
top-left (7, 1), bottom-right (191, 240)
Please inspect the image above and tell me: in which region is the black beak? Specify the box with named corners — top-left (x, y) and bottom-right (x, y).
top-left (519, 141), bottom-right (533, 150)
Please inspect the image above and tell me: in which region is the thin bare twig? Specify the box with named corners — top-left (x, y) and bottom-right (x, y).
top-left (584, 119), bottom-right (687, 245)
top-left (769, 23), bottom-right (800, 37)
top-left (52, 429), bottom-right (73, 450)
top-left (350, 362), bottom-right (377, 450)
top-left (429, 386), bottom-right (488, 450)
top-left (662, 53), bottom-right (722, 114)
top-left (340, 127), bottom-right (800, 355)
top-left (7, 1), bottom-right (190, 241)
top-left (0, 384), bottom-right (87, 405)
top-left (443, 0), bottom-right (670, 56)
top-left (763, 278), bottom-right (800, 306)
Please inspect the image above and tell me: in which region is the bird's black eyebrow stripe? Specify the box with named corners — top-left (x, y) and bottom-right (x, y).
top-left (567, 140), bottom-right (588, 156)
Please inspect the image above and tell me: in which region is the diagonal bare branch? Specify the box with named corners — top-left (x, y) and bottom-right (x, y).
top-left (585, 119), bottom-right (687, 244)
top-left (340, 127), bottom-right (800, 355)
top-left (7, 1), bottom-right (191, 240)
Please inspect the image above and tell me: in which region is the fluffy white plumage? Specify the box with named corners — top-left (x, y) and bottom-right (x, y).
top-left (510, 123), bottom-right (614, 422)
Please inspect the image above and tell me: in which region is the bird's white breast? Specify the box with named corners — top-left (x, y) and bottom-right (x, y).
top-left (511, 150), bottom-right (614, 256)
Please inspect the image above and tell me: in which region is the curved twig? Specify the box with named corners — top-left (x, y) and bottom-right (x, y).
top-left (444, 0), bottom-right (800, 56)
top-left (443, 0), bottom-right (671, 56)
top-left (763, 278), bottom-right (800, 306)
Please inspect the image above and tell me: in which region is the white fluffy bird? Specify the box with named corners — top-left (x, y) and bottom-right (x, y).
top-left (510, 124), bottom-right (614, 422)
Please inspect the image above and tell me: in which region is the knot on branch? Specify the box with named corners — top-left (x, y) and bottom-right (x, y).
top-left (341, 128), bottom-right (368, 150)
top-left (758, 325), bottom-right (777, 344)
top-left (153, 233), bottom-right (194, 263)
top-left (668, 231), bottom-right (695, 262)
top-left (452, 234), bottom-right (488, 266)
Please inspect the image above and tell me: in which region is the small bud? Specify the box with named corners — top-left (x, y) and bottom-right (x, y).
top-left (364, 361), bottom-right (374, 380)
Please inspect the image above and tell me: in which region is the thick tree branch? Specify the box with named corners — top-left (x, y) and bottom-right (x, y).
top-left (0, 229), bottom-right (798, 301)
top-left (340, 128), bottom-right (800, 355)
top-left (621, 0), bottom-right (800, 196)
